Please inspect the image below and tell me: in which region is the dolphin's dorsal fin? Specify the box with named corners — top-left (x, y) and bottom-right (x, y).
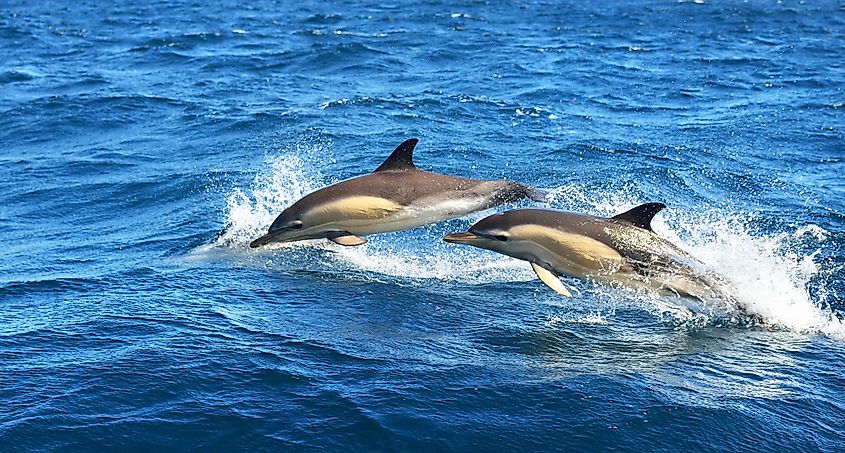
top-left (374, 138), bottom-right (419, 172)
top-left (612, 202), bottom-right (666, 232)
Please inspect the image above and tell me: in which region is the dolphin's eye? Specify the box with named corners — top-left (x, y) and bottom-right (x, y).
top-left (291, 221), bottom-right (303, 229)
top-left (469, 228), bottom-right (507, 242)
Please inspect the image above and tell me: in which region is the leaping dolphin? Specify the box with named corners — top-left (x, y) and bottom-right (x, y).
top-left (250, 138), bottom-right (544, 248)
top-left (444, 204), bottom-right (741, 311)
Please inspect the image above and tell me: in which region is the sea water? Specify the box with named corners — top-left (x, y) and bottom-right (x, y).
top-left (1, 1), bottom-right (843, 450)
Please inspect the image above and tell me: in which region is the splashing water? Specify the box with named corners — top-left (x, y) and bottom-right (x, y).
top-left (656, 214), bottom-right (844, 336)
top-left (547, 185), bottom-right (844, 336)
top-left (192, 143), bottom-right (535, 284)
top-left (195, 149), bottom-right (842, 336)
top-left (213, 145), bottom-right (327, 248)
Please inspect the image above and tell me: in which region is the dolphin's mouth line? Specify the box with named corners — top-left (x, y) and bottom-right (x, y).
top-left (443, 232), bottom-right (480, 243)
top-left (251, 225), bottom-right (359, 249)
top-left (444, 230), bottom-right (509, 243)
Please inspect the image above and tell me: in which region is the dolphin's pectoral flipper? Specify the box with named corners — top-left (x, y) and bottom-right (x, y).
top-left (530, 262), bottom-right (572, 297)
top-left (374, 138), bottom-right (418, 172)
top-left (612, 202), bottom-right (666, 232)
top-left (326, 232), bottom-right (368, 246)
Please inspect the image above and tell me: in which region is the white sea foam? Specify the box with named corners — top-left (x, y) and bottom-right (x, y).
top-left (195, 149), bottom-right (843, 337)
top-left (212, 144), bottom-right (326, 248)
top-left (548, 184), bottom-right (844, 336)
top-left (548, 312), bottom-right (610, 325)
top-left (191, 143), bottom-right (533, 285)
top-left (654, 213), bottom-right (843, 336)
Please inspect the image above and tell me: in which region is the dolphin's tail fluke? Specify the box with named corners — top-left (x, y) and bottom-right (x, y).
top-left (651, 261), bottom-right (762, 323)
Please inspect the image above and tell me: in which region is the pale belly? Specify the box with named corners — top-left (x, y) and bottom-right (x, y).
top-left (507, 233), bottom-right (715, 297)
top-left (547, 252), bottom-right (715, 298)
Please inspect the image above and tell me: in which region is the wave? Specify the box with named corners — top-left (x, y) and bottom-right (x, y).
top-left (191, 141), bottom-right (844, 337)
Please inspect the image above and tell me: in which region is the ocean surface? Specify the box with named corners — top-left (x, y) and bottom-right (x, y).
top-left (1, 0), bottom-right (844, 450)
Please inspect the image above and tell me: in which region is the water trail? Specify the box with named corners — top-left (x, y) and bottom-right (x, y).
top-left (189, 142), bottom-right (534, 285)
top-left (194, 145), bottom-right (843, 336)
top-left (656, 213), bottom-right (843, 336)
top-left (547, 184), bottom-right (844, 336)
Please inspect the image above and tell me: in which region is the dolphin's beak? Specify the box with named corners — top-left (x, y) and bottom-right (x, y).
top-left (250, 223), bottom-right (306, 248)
top-left (443, 232), bottom-right (480, 244)
top-left (249, 233), bottom-right (275, 248)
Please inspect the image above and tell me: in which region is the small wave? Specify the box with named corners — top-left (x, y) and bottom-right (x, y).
top-left (319, 95), bottom-right (419, 111)
top-left (0, 276), bottom-right (102, 296)
top-left (548, 313), bottom-right (610, 325)
top-left (131, 31), bottom-right (228, 51)
top-left (303, 13), bottom-right (344, 25)
top-left (0, 69), bottom-right (40, 84)
top-left (331, 29), bottom-right (389, 38)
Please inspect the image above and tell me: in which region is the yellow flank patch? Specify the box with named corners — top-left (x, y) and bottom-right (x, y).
top-left (510, 225), bottom-right (623, 271)
top-left (315, 196), bottom-right (403, 221)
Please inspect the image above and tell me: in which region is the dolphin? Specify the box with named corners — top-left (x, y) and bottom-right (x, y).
top-left (443, 204), bottom-right (741, 311)
top-left (250, 138), bottom-right (545, 248)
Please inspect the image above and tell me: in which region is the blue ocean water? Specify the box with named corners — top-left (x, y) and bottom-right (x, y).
top-left (1, 0), bottom-right (844, 450)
